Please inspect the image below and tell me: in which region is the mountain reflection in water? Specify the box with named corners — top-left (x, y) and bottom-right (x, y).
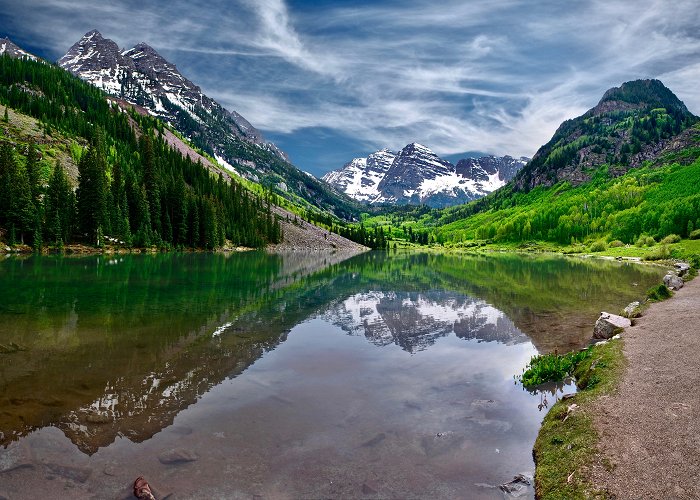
top-left (0, 251), bottom-right (664, 498)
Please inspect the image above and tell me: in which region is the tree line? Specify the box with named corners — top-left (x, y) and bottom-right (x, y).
top-left (0, 55), bottom-right (281, 249)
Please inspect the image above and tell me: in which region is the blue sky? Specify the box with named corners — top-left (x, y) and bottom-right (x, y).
top-left (2, 0), bottom-right (700, 176)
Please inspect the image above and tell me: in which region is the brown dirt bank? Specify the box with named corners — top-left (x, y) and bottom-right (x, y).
top-left (590, 275), bottom-right (700, 498)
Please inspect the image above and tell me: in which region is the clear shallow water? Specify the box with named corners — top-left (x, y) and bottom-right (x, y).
top-left (0, 251), bottom-right (665, 498)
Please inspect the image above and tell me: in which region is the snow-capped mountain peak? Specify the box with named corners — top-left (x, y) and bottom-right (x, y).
top-left (323, 143), bottom-right (529, 208)
top-left (58, 30), bottom-right (284, 161)
top-left (0, 37), bottom-right (39, 61)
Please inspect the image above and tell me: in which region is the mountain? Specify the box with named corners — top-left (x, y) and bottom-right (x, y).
top-left (323, 143), bottom-right (527, 208)
top-left (58, 30), bottom-right (358, 219)
top-left (0, 37), bottom-right (38, 61)
top-left (321, 149), bottom-right (396, 203)
top-left (423, 80), bottom-right (700, 248)
top-left (58, 30), bottom-right (277, 156)
top-left (513, 79), bottom-right (698, 191)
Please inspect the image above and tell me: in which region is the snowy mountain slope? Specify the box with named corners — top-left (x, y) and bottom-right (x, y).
top-left (57, 30), bottom-right (358, 218)
top-left (323, 142), bottom-right (528, 208)
top-left (0, 37), bottom-right (38, 61)
top-left (322, 149), bottom-right (396, 202)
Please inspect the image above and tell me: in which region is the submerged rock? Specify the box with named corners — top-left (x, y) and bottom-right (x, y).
top-left (158, 448), bottom-right (198, 464)
top-left (664, 273), bottom-right (684, 290)
top-left (499, 474), bottom-right (532, 497)
top-left (593, 312), bottom-right (631, 340)
top-left (44, 463), bottom-right (92, 483)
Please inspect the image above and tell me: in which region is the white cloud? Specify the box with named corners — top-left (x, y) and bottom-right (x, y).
top-left (3, 0), bottom-right (700, 167)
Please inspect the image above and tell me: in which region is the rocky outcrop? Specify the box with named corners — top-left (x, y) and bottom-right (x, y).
top-left (593, 312), bottom-right (631, 340)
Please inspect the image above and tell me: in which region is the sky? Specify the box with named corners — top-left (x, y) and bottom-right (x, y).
top-left (2, 0), bottom-right (700, 176)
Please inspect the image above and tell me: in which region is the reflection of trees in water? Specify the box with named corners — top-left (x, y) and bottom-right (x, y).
top-left (0, 251), bottom-right (662, 454)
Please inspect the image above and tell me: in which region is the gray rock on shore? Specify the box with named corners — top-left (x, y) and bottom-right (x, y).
top-left (622, 301), bottom-right (642, 319)
top-left (675, 262), bottom-right (691, 277)
top-left (593, 312), bottom-right (631, 340)
top-left (663, 273), bottom-right (684, 290)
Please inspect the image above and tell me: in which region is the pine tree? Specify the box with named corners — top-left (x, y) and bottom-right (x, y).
top-left (6, 156), bottom-right (36, 245)
top-left (76, 133), bottom-right (108, 244)
top-left (45, 160), bottom-right (73, 244)
top-left (141, 134), bottom-right (161, 236)
top-left (3, 106), bottom-right (8, 123)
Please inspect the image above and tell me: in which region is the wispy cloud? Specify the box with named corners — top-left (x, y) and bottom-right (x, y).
top-left (2, 0), bottom-right (700, 173)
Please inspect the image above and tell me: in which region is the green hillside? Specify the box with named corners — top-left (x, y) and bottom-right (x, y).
top-left (0, 55), bottom-right (282, 249)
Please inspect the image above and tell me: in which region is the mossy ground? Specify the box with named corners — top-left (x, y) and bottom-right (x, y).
top-left (533, 339), bottom-right (625, 499)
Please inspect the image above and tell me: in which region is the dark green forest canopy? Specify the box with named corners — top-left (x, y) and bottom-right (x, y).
top-left (0, 55), bottom-right (281, 249)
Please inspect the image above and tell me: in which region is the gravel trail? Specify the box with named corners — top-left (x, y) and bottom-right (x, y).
top-left (591, 275), bottom-right (700, 499)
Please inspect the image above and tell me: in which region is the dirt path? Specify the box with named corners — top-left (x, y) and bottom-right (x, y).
top-left (591, 275), bottom-right (700, 499)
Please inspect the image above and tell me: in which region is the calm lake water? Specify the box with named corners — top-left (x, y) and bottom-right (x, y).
top-left (0, 251), bottom-right (665, 499)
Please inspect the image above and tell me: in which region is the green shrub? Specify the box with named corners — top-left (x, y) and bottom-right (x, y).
top-left (647, 283), bottom-right (672, 301)
top-left (689, 229), bottom-right (700, 240)
top-left (589, 240), bottom-right (607, 252)
top-left (635, 234), bottom-right (656, 247)
top-left (609, 240), bottom-right (625, 248)
top-left (644, 244), bottom-right (671, 261)
top-left (517, 348), bottom-right (593, 388)
top-left (660, 234), bottom-right (681, 244)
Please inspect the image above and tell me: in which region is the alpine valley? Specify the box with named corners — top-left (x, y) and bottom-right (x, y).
top-left (4, 9), bottom-right (700, 500)
top-left (323, 143), bottom-right (528, 208)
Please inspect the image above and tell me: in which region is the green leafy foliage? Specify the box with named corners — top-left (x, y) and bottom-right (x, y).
top-left (647, 283), bottom-right (672, 301)
top-left (517, 348), bottom-right (593, 388)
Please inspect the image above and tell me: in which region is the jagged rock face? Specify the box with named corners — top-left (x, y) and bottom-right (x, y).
top-left (0, 37), bottom-right (38, 60)
top-left (322, 149), bottom-right (395, 202)
top-left (324, 143), bottom-right (527, 208)
top-left (455, 155), bottom-right (527, 183)
top-left (58, 30), bottom-right (283, 160)
top-left (514, 79), bottom-right (699, 191)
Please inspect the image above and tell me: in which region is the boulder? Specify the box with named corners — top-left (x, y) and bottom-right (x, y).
top-left (622, 301), bottom-right (642, 318)
top-left (663, 273), bottom-right (684, 290)
top-left (593, 312), bottom-right (631, 340)
top-left (675, 262), bottom-right (691, 276)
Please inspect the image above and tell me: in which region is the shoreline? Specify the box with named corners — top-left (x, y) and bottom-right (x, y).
top-left (531, 261), bottom-right (696, 498)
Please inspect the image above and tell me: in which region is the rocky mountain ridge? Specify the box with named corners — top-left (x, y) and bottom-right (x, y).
top-left (323, 143), bottom-right (527, 208)
top-left (0, 37), bottom-right (38, 61)
top-left (58, 30), bottom-right (279, 156)
top-left (57, 30), bottom-right (357, 219)
top-left (513, 79), bottom-right (699, 191)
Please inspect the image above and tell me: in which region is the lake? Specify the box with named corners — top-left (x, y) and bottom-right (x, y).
top-left (0, 251), bottom-right (665, 498)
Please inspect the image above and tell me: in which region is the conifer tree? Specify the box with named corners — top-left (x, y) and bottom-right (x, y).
top-left (76, 134), bottom-right (108, 244)
top-left (6, 154), bottom-right (36, 245)
top-left (45, 160), bottom-right (73, 244)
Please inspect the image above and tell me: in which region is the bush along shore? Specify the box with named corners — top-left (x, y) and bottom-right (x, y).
top-left (521, 261), bottom-right (694, 499)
